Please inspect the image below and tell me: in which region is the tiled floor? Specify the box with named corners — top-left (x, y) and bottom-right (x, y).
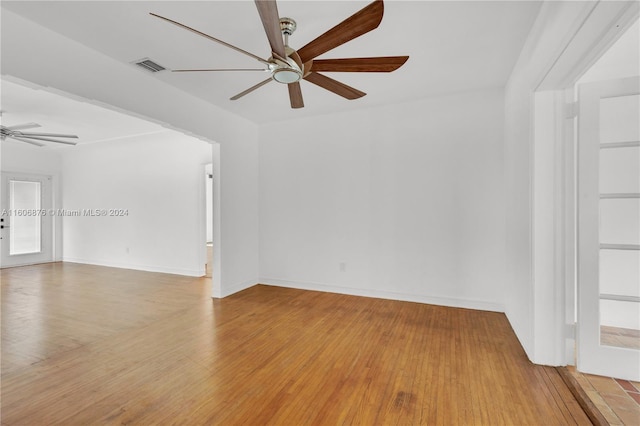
top-left (567, 366), bottom-right (640, 425)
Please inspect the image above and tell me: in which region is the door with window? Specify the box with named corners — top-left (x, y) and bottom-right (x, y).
top-left (0, 173), bottom-right (53, 267)
top-left (577, 76), bottom-right (640, 381)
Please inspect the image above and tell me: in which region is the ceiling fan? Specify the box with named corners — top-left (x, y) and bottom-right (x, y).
top-left (151, 0), bottom-right (408, 109)
top-left (0, 122), bottom-right (79, 147)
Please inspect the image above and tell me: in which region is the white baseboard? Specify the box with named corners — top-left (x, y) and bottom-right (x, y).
top-left (259, 278), bottom-right (505, 313)
top-left (218, 278), bottom-right (258, 298)
top-left (1, 259), bottom-right (58, 269)
top-left (62, 257), bottom-right (205, 277)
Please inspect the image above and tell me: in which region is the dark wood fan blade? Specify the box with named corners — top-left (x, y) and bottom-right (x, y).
top-left (150, 13), bottom-right (269, 65)
top-left (172, 68), bottom-right (268, 73)
top-left (310, 56), bottom-right (408, 72)
top-left (230, 78), bottom-right (273, 100)
top-left (303, 72), bottom-right (365, 100)
top-left (254, 0), bottom-right (286, 59)
top-left (297, 0), bottom-right (384, 63)
top-left (288, 82), bottom-right (304, 109)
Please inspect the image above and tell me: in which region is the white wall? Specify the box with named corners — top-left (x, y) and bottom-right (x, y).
top-left (1, 141), bottom-right (64, 260)
top-left (1, 10), bottom-right (259, 296)
top-left (61, 132), bottom-right (211, 276)
top-left (259, 88), bottom-right (506, 311)
top-left (1, 141), bottom-right (62, 175)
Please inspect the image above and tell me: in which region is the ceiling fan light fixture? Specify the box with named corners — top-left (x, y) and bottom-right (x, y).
top-left (273, 67), bottom-right (302, 84)
top-left (270, 55), bottom-right (303, 84)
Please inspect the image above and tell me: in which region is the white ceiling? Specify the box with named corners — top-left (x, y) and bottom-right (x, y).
top-left (1, 79), bottom-right (169, 148)
top-left (1, 1), bottom-right (542, 125)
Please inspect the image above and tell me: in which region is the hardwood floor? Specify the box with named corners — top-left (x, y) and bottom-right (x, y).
top-left (1, 263), bottom-right (590, 425)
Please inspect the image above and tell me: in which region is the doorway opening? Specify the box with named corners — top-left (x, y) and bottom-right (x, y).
top-left (205, 163), bottom-right (213, 278)
top-left (0, 172), bottom-right (54, 267)
top-left (574, 18), bottom-right (640, 356)
top-left (2, 76), bottom-right (223, 297)
top-left (573, 18), bottom-right (639, 381)
top-left (531, 1), bottom-right (638, 378)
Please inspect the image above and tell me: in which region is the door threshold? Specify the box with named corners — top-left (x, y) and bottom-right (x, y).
top-left (558, 366), bottom-right (640, 425)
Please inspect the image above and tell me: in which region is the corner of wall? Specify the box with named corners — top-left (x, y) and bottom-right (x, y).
top-left (219, 279), bottom-right (258, 298)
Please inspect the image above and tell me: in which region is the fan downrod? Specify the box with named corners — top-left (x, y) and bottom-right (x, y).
top-left (269, 17), bottom-right (302, 84)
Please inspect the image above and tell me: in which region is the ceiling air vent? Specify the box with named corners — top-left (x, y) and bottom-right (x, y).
top-left (133, 58), bottom-right (166, 73)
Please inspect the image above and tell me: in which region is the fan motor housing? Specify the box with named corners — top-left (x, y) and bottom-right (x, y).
top-left (271, 58), bottom-right (302, 84)
top-left (270, 46), bottom-right (303, 84)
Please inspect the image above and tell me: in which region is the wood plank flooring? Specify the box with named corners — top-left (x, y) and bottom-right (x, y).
top-left (1, 263), bottom-right (591, 425)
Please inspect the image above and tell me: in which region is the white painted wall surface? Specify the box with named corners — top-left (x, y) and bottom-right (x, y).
top-left (1, 142), bottom-right (64, 261)
top-left (61, 132), bottom-right (211, 276)
top-left (1, 10), bottom-right (259, 296)
top-left (1, 142), bottom-right (62, 175)
top-left (259, 89), bottom-right (506, 312)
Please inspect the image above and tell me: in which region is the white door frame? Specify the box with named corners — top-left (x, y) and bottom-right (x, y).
top-left (0, 171), bottom-right (54, 267)
top-left (529, 0), bottom-right (639, 367)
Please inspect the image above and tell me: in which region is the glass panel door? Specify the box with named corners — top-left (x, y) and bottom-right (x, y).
top-left (598, 94), bottom-right (640, 350)
top-left (0, 173), bottom-right (53, 268)
top-left (577, 76), bottom-right (640, 381)
top-left (9, 180), bottom-right (42, 255)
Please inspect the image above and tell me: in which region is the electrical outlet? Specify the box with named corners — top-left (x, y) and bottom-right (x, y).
top-left (339, 262), bottom-right (346, 272)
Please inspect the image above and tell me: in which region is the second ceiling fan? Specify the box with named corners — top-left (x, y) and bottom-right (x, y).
top-left (151, 0), bottom-right (408, 109)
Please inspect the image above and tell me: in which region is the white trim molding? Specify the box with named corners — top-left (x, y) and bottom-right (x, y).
top-left (259, 278), bottom-right (505, 313)
top-left (62, 258), bottom-right (205, 277)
